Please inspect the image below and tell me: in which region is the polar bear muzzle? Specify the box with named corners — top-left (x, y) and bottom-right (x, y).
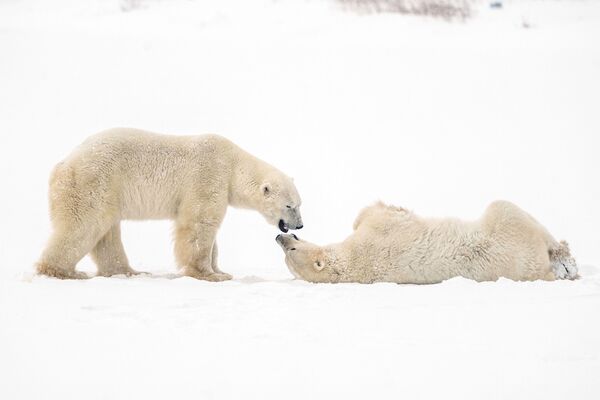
top-left (279, 219), bottom-right (303, 232)
top-left (278, 207), bottom-right (303, 233)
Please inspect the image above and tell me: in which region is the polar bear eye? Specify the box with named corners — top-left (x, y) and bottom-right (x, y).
top-left (290, 248), bottom-right (296, 251)
top-left (286, 205), bottom-right (291, 209)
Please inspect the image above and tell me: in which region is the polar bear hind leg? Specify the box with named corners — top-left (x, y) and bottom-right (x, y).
top-left (504, 203), bottom-right (578, 280)
top-left (514, 204), bottom-right (578, 280)
top-left (483, 201), bottom-right (576, 281)
top-left (36, 221), bottom-right (110, 279)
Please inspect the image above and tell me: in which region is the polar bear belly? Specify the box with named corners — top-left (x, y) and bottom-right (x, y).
top-left (119, 176), bottom-right (180, 220)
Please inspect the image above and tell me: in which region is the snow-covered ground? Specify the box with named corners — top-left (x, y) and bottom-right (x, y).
top-left (1, 1), bottom-right (599, 399)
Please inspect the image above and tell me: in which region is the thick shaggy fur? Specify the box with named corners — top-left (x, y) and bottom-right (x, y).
top-left (37, 128), bottom-right (302, 280)
top-left (276, 201), bottom-right (577, 284)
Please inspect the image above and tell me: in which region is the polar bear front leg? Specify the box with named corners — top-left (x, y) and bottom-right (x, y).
top-left (174, 221), bottom-right (231, 282)
top-left (210, 241), bottom-right (231, 278)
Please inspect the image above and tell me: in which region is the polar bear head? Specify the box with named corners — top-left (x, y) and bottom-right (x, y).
top-left (257, 173), bottom-right (303, 233)
top-left (275, 233), bottom-right (338, 282)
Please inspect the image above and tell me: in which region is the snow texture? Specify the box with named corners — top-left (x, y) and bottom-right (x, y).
top-left (0, 1), bottom-right (599, 399)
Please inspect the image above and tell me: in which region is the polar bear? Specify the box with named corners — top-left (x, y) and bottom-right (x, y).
top-left (276, 201), bottom-right (577, 284)
top-left (36, 128), bottom-right (303, 280)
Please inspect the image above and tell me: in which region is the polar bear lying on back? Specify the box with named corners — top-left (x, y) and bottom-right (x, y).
top-left (37, 128), bottom-right (303, 280)
top-left (276, 201), bottom-right (577, 284)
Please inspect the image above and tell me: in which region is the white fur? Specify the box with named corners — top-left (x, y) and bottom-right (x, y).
top-left (277, 201), bottom-right (577, 284)
top-left (37, 128), bottom-right (302, 280)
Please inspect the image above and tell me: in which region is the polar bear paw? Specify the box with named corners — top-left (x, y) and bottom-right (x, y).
top-left (551, 257), bottom-right (578, 280)
top-left (550, 241), bottom-right (578, 280)
top-left (183, 267), bottom-right (232, 282)
top-left (36, 262), bottom-right (89, 280)
top-left (204, 272), bottom-right (233, 282)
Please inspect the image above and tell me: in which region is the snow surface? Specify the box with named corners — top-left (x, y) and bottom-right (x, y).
top-left (1, 1), bottom-right (599, 399)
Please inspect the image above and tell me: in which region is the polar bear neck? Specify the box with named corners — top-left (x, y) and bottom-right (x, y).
top-left (319, 243), bottom-right (353, 283)
top-left (325, 234), bottom-right (404, 284)
top-left (228, 146), bottom-right (276, 210)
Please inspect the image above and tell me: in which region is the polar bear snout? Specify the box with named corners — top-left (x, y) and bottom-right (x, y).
top-left (278, 219), bottom-right (303, 233)
top-left (275, 233), bottom-right (290, 249)
top-left (275, 234), bottom-right (333, 282)
top-left (275, 233), bottom-right (299, 250)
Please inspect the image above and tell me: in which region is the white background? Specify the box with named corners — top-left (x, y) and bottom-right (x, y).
top-left (0, 1), bottom-right (599, 399)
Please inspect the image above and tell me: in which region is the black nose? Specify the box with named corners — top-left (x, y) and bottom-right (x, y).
top-left (297, 225), bottom-right (303, 229)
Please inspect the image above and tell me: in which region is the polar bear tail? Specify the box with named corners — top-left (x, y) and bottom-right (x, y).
top-left (549, 240), bottom-right (578, 280)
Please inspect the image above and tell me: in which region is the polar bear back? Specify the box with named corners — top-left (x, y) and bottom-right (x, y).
top-left (50, 128), bottom-right (234, 221)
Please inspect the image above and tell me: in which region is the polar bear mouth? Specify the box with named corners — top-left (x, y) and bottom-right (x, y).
top-left (278, 219), bottom-right (289, 233)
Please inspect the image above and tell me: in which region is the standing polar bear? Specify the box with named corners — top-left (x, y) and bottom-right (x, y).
top-left (36, 128), bottom-right (303, 280)
top-left (276, 201), bottom-right (577, 284)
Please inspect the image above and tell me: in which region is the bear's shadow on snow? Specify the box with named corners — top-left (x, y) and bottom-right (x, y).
top-left (91, 272), bottom-right (300, 284)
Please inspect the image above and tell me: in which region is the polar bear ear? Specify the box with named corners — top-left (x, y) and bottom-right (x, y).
top-left (313, 260), bottom-right (325, 271)
top-left (261, 183), bottom-right (272, 197)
